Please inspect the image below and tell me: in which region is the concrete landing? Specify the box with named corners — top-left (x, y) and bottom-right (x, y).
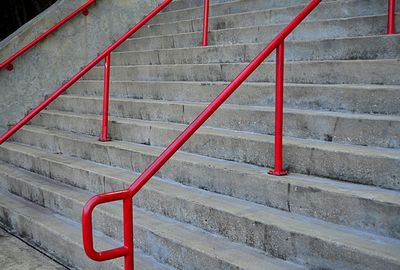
top-left (0, 228), bottom-right (67, 270)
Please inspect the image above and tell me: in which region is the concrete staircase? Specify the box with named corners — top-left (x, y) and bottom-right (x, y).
top-left (0, 0), bottom-right (399, 269)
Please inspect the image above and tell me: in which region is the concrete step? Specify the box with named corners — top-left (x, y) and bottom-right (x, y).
top-left (162, 0), bottom-right (237, 12)
top-left (0, 160), bottom-right (399, 270)
top-left (109, 35), bottom-right (400, 66)
top-left (10, 124), bottom-right (400, 191)
top-left (161, 0), bottom-right (311, 14)
top-left (83, 59), bottom-right (400, 85)
top-left (117, 15), bottom-right (397, 51)
top-left (1, 141), bottom-right (399, 239)
top-left (0, 162), bottom-right (305, 270)
top-left (137, 0), bottom-right (397, 38)
top-left (41, 101), bottom-right (400, 148)
top-left (156, 0), bottom-right (394, 23)
top-left (0, 189), bottom-right (172, 270)
top-left (68, 81), bottom-right (400, 115)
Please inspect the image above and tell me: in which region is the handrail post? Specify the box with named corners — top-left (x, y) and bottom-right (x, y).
top-left (100, 54), bottom-right (111, 142)
top-left (202, 0), bottom-right (210, 46)
top-left (269, 42), bottom-right (288, 176)
top-left (123, 198), bottom-right (134, 270)
top-left (388, 0), bottom-right (396, 34)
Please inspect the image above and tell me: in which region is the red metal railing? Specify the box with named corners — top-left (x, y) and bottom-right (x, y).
top-left (202, 0), bottom-right (210, 46)
top-left (388, 0), bottom-right (396, 34)
top-left (0, 0), bottom-right (397, 268)
top-left (81, 1), bottom-right (323, 269)
top-left (0, 0), bottom-right (95, 71)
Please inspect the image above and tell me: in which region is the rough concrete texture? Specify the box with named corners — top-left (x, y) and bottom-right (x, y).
top-left (0, 162), bottom-right (399, 270)
top-left (5, 140), bottom-right (400, 243)
top-left (0, 0), bottom-right (164, 135)
top-left (67, 81), bottom-right (400, 115)
top-left (0, 0), bottom-right (399, 269)
top-left (117, 15), bottom-right (400, 51)
top-left (43, 97), bottom-right (400, 148)
top-left (0, 228), bottom-right (66, 270)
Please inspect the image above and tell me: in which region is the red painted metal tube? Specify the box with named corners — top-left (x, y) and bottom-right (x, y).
top-left (100, 54), bottom-right (111, 142)
top-left (202, 0), bottom-right (210, 46)
top-left (0, 0), bottom-right (174, 145)
top-left (268, 42), bottom-right (288, 176)
top-left (0, 0), bottom-right (95, 71)
top-left (123, 198), bottom-right (134, 270)
top-left (82, 190), bottom-right (131, 261)
top-left (388, 0), bottom-right (396, 34)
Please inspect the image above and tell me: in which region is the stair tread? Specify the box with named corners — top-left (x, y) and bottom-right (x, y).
top-left (27, 116), bottom-right (400, 165)
top-left (90, 58), bottom-right (400, 68)
top-left (49, 96), bottom-right (400, 121)
top-left (73, 80), bottom-right (400, 92)
top-left (0, 161), bottom-right (307, 270)
top-left (112, 34), bottom-right (400, 55)
top-left (126, 14), bottom-right (390, 41)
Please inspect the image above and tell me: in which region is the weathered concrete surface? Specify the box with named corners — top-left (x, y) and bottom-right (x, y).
top-left (0, 189), bottom-right (175, 270)
top-left (135, 0), bottom-right (400, 38)
top-left (0, 182), bottom-right (304, 270)
top-left (67, 81), bottom-right (400, 115)
top-left (0, 0), bottom-right (163, 135)
top-left (1, 142), bottom-right (399, 240)
top-left (0, 161), bottom-right (399, 270)
top-left (117, 15), bottom-right (399, 51)
top-left (0, 228), bottom-right (66, 270)
top-left (82, 59), bottom-right (400, 85)
top-left (43, 97), bottom-right (400, 148)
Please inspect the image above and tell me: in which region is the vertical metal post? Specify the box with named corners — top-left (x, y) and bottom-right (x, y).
top-left (388, 0), bottom-right (396, 34)
top-left (202, 0), bottom-right (210, 46)
top-left (100, 54), bottom-right (111, 142)
top-left (123, 198), bottom-right (134, 270)
top-left (269, 42), bottom-right (288, 176)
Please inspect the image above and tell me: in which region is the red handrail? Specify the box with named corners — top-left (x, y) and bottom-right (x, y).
top-left (82, 1), bottom-right (322, 269)
top-left (202, 0), bottom-right (210, 46)
top-left (0, 0), bottom-right (95, 71)
top-left (388, 0), bottom-right (396, 34)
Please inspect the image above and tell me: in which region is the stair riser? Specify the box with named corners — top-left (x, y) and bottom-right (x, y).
top-left (0, 202), bottom-right (119, 270)
top-left (11, 126), bottom-right (400, 192)
top-left (162, 0), bottom-right (309, 15)
top-left (1, 168), bottom-right (398, 270)
top-left (83, 60), bottom-right (400, 85)
top-left (111, 35), bottom-right (400, 66)
top-left (117, 15), bottom-right (392, 51)
top-left (163, 0), bottom-right (235, 12)
top-left (68, 81), bottom-right (400, 115)
top-left (1, 143), bottom-right (399, 240)
top-left (137, 0), bottom-right (395, 38)
top-left (46, 98), bottom-right (400, 149)
top-left (155, 0), bottom-right (392, 23)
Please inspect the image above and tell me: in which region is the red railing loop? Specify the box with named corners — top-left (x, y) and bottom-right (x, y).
top-left (82, 190), bottom-right (133, 265)
top-left (0, 0), bottom-right (95, 71)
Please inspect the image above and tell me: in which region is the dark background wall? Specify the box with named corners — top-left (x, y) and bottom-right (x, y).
top-left (0, 0), bottom-right (57, 41)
